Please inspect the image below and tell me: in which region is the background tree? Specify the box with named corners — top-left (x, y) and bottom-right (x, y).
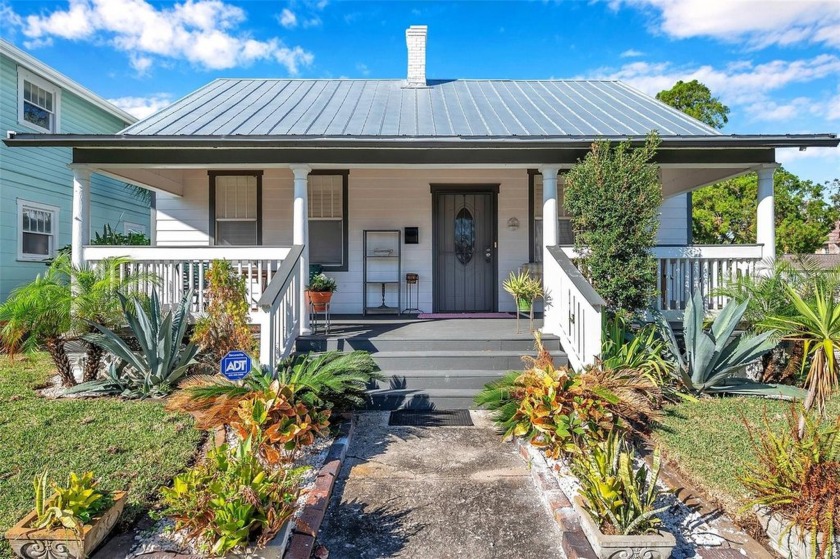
top-left (692, 168), bottom-right (839, 254)
top-left (656, 80), bottom-right (730, 129)
top-left (564, 132), bottom-right (662, 312)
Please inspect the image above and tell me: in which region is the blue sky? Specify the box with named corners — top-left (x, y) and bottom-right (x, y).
top-left (2, 0), bottom-right (838, 184)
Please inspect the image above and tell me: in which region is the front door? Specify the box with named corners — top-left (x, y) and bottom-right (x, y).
top-left (433, 189), bottom-right (497, 312)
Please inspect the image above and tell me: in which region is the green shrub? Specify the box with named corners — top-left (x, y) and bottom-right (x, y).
top-left (191, 260), bottom-right (256, 369)
top-left (564, 132), bottom-right (661, 312)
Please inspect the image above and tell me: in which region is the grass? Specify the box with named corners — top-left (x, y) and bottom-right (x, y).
top-left (0, 353), bottom-right (203, 558)
top-left (652, 394), bottom-right (840, 522)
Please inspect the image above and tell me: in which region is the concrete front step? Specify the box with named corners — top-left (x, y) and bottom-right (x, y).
top-left (373, 369), bottom-right (514, 390)
top-left (366, 388), bottom-right (479, 410)
top-left (372, 349), bottom-right (568, 371)
top-left (296, 335), bottom-right (560, 353)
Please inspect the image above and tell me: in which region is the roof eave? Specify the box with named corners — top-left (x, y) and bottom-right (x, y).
top-left (3, 133), bottom-right (838, 150)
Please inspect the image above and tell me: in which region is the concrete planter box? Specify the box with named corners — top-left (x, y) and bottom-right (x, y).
top-left (756, 507), bottom-right (839, 559)
top-left (573, 496), bottom-right (676, 559)
top-left (5, 491), bottom-right (126, 559)
top-left (225, 519), bottom-right (293, 559)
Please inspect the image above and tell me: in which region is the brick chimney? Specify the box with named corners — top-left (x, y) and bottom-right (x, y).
top-left (405, 25), bottom-right (427, 87)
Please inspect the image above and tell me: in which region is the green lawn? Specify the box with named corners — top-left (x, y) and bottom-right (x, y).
top-left (0, 353), bottom-right (203, 558)
top-left (652, 395), bottom-right (840, 521)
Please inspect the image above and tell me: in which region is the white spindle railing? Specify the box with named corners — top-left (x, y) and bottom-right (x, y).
top-left (82, 246), bottom-right (292, 314)
top-left (651, 245), bottom-right (763, 315)
top-left (544, 246), bottom-right (606, 371)
top-left (257, 245), bottom-right (304, 370)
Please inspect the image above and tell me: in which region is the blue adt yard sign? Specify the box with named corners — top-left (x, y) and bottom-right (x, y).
top-left (221, 351), bottom-right (252, 381)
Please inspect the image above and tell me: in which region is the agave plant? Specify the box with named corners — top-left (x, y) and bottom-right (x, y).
top-left (572, 431), bottom-right (669, 536)
top-left (66, 289), bottom-right (198, 398)
top-left (657, 289), bottom-right (805, 399)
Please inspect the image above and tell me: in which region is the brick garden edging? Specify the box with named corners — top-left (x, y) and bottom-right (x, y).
top-left (515, 439), bottom-right (598, 559)
top-left (284, 415), bottom-right (356, 559)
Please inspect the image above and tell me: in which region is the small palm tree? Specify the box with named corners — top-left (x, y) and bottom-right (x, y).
top-left (59, 256), bottom-right (152, 381)
top-left (764, 280), bottom-right (840, 415)
top-left (0, 257), bottom-right (74, 386)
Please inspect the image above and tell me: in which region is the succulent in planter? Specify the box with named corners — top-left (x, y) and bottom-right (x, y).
top-left (306, 273), bottom-right (338, 311)
top-left (6, 470), bottom-right (126, 559)
top-left (503, 270), bottom-right (543, 312)
top-left (571, 432), bottom-right (676, 559)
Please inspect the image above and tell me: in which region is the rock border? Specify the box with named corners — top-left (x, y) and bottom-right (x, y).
top-left (515, 439), bottom-right (598, 559)
top-left (284, 416), bottom-right (356, 559)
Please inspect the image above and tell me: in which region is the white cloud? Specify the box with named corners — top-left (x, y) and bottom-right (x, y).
top-left (356, 62), bottom-right (370, 76)
top-left (108, 94), bottom-right (173, 119)
top-left (12, 0), bottom-right (314, 74)
top-left (620, 48), bottom-right (644, 58)
top-left (279, 8), bottom-right (297, 28)
top-left (589, 55), bottom-right (840, 107)
top-left (614, 0), bottom-right (840, 49)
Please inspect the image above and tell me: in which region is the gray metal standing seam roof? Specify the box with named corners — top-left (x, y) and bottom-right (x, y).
top-left (121, 79), bottom-right (723, 138)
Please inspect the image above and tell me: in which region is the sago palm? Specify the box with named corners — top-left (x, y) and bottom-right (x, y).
top-left (0, 258), bottom-right (74, 386)
top-left (764, 281), bottom-right (840, 415)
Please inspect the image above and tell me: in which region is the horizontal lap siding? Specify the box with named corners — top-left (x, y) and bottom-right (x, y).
top-left (0, 53), bottom-right (150, 300)
top-left (657, 194), bottom-right (690, 245)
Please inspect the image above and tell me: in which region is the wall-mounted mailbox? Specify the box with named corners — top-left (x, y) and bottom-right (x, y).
top-left (404, 227), bottom-right (419, 244)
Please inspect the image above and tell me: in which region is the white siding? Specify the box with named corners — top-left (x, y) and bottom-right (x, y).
top-left (657, 193), bottom-right (690, 245)
top-left (153, 168), bottom-right (692, 314)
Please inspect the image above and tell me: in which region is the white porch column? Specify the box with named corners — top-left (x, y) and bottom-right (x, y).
top-left (71, 166), bottom-right (91, 269)
top-left (539, 165), bottom-right (560, 258)
top-left (756, 164), bottom-right (777, 266)
top-left (291, 165), bottom-right (311, 335)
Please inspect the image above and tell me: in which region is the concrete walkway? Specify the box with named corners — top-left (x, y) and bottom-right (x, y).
top-left (316, 411), bottom-right (566, 559)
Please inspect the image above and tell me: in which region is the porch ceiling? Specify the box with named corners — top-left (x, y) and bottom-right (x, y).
top-left (96, 167), bottom-right (186, 196)
top-left (661, 166), bottom-right (754, 197)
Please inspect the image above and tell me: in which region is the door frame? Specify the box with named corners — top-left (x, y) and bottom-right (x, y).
top-left (430, 184), bottom-right (500, 313)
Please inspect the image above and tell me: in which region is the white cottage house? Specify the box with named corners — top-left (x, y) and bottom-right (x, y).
top-left (5, 26), bottom-right (838, 388)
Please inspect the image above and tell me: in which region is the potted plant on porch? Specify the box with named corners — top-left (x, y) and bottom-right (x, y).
top-left (503, 270), bottom-right (542, 312)
top-left (571, 433), bottom-right (676, 559)
top-left (6, 470), bottom-right (126, 559)
top-left (306, 273), bottom-right (338, 312)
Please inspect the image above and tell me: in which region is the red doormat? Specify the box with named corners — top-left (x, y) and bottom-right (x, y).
top-left (417, 312), bottom-right (515, 319)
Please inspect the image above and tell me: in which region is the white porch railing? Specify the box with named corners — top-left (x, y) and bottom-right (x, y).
top-left (81, 246), bottom-right (292, 314)
top-left (651, 245), bottom-right (763, 314)
top-left (257, 245), bottom-right (304, 370)
top-left (544, 246), bottom-right (606, 371)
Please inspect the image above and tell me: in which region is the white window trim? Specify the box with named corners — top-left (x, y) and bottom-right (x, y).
top-left (123, 221), bottom-right (147, 235)
top-left (17, 199), bottom-right (60, 261)
top-left (17, 67), bottom-right (61, 134)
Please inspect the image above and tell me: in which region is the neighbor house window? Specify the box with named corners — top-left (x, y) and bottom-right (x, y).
top-left (209, 172), bottom-right (262, 245)
top-left (308, 171), bottom-right (348, 270)
top-left (18, 200), bottom-right (58, 261)
top-left (530, 171), bottom-right (574, 263)
top-left (18, 68), bottom-right (60, 133)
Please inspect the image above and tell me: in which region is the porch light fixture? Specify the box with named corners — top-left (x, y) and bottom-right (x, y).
top-left (507, 217), bottom-right (520, 231)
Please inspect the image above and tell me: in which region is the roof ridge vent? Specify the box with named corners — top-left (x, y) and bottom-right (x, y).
top-left (405, 25), bottom-right (427, 87)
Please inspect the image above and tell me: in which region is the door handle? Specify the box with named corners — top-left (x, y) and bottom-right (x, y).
top-left (485, 247), bottom-right (492, 262)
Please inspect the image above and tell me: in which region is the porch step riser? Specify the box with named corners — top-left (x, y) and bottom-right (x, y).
top-left (372, 371), bottom-right (512, 390)
top-left (295, 338), bottom-right (558, 353)
top-left (371, 351), bottom-right (567, 371)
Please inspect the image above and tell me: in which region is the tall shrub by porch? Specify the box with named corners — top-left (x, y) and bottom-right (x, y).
top-left (564, 132), bottom-right (662, 313)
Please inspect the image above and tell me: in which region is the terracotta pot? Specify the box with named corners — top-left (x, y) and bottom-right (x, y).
top-left (306, 291), bottom-right (333, 312)
top-left (573, 496), bottom-right (676, 559)
top-left (6, 491), bottom-right (126, 559)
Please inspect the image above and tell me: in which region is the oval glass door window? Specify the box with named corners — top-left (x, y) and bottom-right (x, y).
top-left (454, 207), bottom-right (475, 265)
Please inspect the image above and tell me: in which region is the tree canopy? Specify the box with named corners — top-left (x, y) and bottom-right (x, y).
top-left (692, 168), bottom-right (839, 255)
top-left (656, 79), bottom-right (730, 129)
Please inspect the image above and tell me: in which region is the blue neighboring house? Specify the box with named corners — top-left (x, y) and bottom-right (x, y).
top-left (0, 40), bottom-right (151, 301)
